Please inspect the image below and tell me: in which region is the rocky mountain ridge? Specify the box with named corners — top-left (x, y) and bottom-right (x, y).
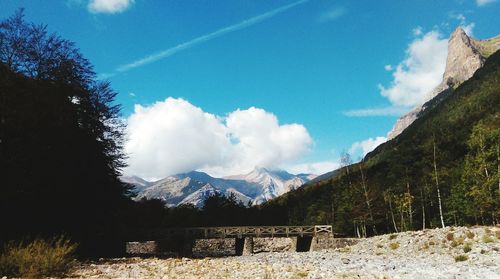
top-left (388, 28), bottom-right (500, 139)
top-left (122, 168), bottom-right (316, 207)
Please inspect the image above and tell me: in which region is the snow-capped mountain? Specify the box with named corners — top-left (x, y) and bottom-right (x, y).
top-left (178, 184), bottom-right (222, 208)
top-left (225, 167), bottom-right (316, 204)
top-left (122, 168), bottom-right (316, 207)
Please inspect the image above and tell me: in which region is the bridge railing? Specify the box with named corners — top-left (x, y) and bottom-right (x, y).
top-left (159, 225), bottom-right (332, 239)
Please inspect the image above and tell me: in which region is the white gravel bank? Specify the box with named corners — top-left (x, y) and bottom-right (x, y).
top-left (73, 226), bottom-right (500, 279)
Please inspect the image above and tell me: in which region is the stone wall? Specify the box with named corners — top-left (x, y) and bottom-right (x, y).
top-left (126, 236), bottom-right (357, 257)
top-left (192, 238), bottom-right (236, 257)
top-left (253, 237), bottom-right (297, 253)
top-left (311, 237), bottom-right (359, 251)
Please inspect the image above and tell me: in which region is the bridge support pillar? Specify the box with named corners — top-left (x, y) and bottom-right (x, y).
top-left (235, 237), bottom-right (253, 255)
top-left (243, 237), bottom-right (254, 255)
top-left (310, 235), bottom-right (335, 252)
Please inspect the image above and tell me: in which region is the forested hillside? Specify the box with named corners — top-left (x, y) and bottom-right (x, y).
top-left (264, 50), bottom-right (500, 236)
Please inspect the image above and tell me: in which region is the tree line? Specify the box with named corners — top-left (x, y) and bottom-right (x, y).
top-left (264, 52), bottom-right (500, 236)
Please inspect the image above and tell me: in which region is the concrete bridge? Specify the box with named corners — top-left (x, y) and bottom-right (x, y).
top-left (126, 225), bottom-right (347, 257)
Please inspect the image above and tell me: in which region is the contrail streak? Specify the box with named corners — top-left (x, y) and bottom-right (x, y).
top-left (105, 0), bottom-right (309, 76)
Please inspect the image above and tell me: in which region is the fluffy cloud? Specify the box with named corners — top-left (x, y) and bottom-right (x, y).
top-left (124, 98), bottom-right (313, 179)
top-left (476, 0), bottom-right (498, 6)
top-left (379, 30), bottom-right (448, 107)
top-left (349, 137), bottom-right (387, 158)
top-left (88, 0), bottom-right (134, 14)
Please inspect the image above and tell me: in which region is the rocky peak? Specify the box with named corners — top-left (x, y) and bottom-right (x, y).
top-left (387, 28), bottom-right (498, 140)
top-left (441, 27), bottom-right (484, 88)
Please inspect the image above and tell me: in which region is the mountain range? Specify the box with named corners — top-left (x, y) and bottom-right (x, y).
top-left (121, 168), bottom-right (316, 207)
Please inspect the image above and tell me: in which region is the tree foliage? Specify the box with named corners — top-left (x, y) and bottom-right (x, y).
top-left (0, 10), bottom-right (130, 256)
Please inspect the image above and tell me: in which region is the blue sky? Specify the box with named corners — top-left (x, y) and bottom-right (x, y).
top-left (1, 0), bottom-right (499, 179)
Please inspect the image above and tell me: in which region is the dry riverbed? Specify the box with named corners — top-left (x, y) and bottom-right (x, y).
top-left (72, 226), bottom-right (500, 278)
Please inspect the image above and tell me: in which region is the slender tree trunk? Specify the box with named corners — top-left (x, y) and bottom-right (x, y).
top-left (400, 206), bottom-right (404, 232)
top-left (359, 161), bottom-right (377, 234)
top-left (433, 137), bottom-right (445, 228)
top-left (497, 144), bottom-right (499, 192)
top-left (420, 188), bottom-right (426, 230)
top-left (388, 198), bottom-right (398, 233)
top-left (406, 177), bottom-right (413, 230)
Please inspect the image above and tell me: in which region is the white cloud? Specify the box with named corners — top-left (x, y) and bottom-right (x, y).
top-left (124, 98), bottom-right (313, 179)
top-left (286, 161), bottom-right (340, 175)
top-left (343, 106), bottom-right (408, 117)
top-left (88, 0), bottom-right (134, 14)
top-left (461, 23), bottom-right (475, 37)
top-left (450, 13), bottom-right (475, 36)
top-left (378, 29), bottom-right (448, 107)
top-left (476, 0), bottom-right (498, 6)
top-left (384, 64), bottom-right (393, 71)
top-left (413, 26), bottom-right (423, 36)
top-left (318, 7), bottom-right (346, 22)
top-left (349, 137), bottom-right (387, 157)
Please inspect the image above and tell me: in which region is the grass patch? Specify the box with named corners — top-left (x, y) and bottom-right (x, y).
top-left (454, 255), bottom-right (469, 262)
top-left (389, 234), bottom-right (397, 240)
top-left (338, 247), bottom-right (351, 253)
top-left (389, 242), bottom-right (400, 250)
top-left (483, 235), bottom-right (494, 243)
top-left (463, 243), bottom-right (472, 253)
top-left (451, 237), bottom-right (465, 247)
top-left (0, 236), bottom-right (77, 278)
top-left (466, 231), bottom-right (475, 239)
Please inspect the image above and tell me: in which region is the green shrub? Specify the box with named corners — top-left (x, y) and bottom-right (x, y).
top-left (466, 231), bottom-right (475, 239)
top-left (463, 243), bottom-right (472, 253)
top-left (0, 236), bottom-right (77, 278)
top-left (389, 242), bottom-right (400, 250)
top-left (454, 255), bottom-right (468, 262)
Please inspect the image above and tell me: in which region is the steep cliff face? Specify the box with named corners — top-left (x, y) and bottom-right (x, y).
top-left (387, 28), bottom-right (499, 139)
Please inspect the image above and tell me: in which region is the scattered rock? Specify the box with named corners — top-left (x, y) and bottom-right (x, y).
top-left (73, 226), bottom-right (500, 279)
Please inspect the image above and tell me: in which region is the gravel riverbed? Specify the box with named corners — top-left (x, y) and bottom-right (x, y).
top-left (72, 226), bottom-right (500, 278)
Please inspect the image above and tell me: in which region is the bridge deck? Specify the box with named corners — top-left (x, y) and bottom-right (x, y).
top-left (161, 225), bottom-right (333, 239)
